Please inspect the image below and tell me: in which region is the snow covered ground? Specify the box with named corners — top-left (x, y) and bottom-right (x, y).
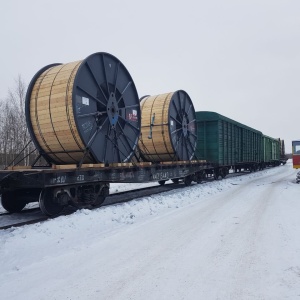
top-left (0, 161), bottom-right (299, 300)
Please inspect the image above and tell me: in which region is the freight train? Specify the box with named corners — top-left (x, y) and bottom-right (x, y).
top-left (0, 52), bottom-right (286, 216)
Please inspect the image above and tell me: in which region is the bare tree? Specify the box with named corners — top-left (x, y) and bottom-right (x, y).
top-left (0, 75), bottom-right (36, 168)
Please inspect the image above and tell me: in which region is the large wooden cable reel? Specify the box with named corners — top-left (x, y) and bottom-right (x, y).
top-left (138, 90), bottom-right (197, 162)
top-left (25, 52), bottom-right (141, 165)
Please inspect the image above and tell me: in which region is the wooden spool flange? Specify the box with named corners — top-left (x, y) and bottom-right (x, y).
top-left (25, 52), bottom-right (141, 165)
top-left (138, 90), bottom-right (197, 162)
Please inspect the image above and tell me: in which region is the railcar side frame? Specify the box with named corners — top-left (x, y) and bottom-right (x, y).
top-left (0, 161), bottom-right (215, 216)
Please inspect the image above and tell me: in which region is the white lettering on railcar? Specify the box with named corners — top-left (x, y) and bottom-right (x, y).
top-left (152, 172), bottom-right (169, 180)
top-left (51, 175), bottom-right (66, 184)
top-left (77, 175), bottom-right (84, 181)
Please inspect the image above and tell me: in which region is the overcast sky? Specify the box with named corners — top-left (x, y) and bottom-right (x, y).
top-left (1, 0), bottom-right (299, 152)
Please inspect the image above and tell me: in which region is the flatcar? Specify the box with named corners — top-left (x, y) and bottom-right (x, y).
top-left (0, 160), bottom-right (212, 216)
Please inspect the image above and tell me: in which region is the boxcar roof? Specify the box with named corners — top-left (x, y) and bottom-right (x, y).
top-left (262, 134), bottom-right (280, 141)
top-left (195, 111), bottom-right (263, 134)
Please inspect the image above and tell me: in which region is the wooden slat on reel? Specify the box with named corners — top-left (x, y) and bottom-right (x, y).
top-left (29, 62), bottom-right (84, 164)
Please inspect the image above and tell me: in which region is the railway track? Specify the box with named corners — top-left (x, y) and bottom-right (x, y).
top-left (0, 207), bottom-right (40, 216)
top-left (0, 171), bottom-right (250, 231)
top-left (0, 182), bottom-right (186, 230)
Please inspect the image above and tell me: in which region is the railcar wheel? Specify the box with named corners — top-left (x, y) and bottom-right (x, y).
top-left (214, 170), bottom-right (219, 180)
top-left (184, 175), bottom-right (192, 186)
top-left (196, 171), bottom-right (205, 183)
top-left (220, 173), bottom-right (224, 179)
top-left (92, 195), bottom-right (106, 206)
top-left (39, 188), bottom-right (65, 216)
top-left (1, 191), bottom-right (27, 213)
top-left (171, 178), bottom-right (179, 184)
top-left (92, 186), bottom-right (109, 207)
top-left (158, 180), bottom-right (166, 186)
top-left (220, 169), bottom-right (226, 179)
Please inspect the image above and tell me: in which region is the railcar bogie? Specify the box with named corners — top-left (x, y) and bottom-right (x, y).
top-left (38, 182), bottom-right (110, 216)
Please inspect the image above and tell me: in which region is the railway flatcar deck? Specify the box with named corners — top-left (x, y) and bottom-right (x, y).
top-left (0, 160), bottom-right (211, 216)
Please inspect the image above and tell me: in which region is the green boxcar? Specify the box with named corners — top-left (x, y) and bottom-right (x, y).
top-left (262, 135), bottom-right (280, 165)
top-left (195, 111), bottom-right (263, 167)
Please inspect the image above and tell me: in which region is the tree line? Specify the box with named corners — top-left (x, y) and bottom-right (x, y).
top-left (0, 76), bottom-right (37, 168)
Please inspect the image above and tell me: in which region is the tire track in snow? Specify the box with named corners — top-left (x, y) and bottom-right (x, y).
top-left (199, 166), bottom-right (296, 299)
top-left (95, 166), bottom-right (296, 299)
